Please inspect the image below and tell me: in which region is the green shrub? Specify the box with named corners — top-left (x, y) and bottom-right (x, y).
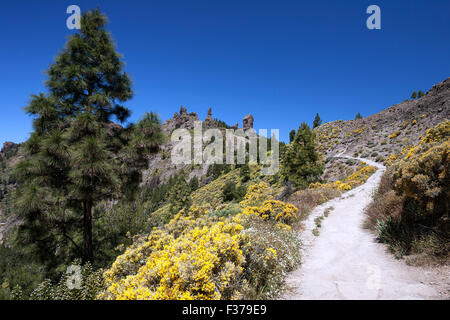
top-left (375, 217), bottom-right (412, 257)
top-left (209, 204), bottom-right (241, 219)
top-left (168, 174), bottom-right (192, 214)
top-left (222, 181), bottom-right (246, 202)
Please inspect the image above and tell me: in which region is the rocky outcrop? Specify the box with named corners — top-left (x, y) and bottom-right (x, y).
top-left (205, 107), bottom-right (213, 121)
top-left (163, 106), bottom-right (199, 134)
top-left (203, 107), bottom-right (217, 129)
top-left (143, 107), bottom-right (258, 187)
top-left (1, 142), bottom-right (17, 154)
top-left (243, 114), bottom-right (254, 129)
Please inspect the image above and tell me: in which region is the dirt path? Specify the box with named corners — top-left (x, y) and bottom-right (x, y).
top-left (281, 157), bottom-right (449, 300)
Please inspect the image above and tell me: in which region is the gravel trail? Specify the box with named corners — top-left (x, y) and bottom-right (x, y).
top-left (281, 157), bottom-right (449, 300)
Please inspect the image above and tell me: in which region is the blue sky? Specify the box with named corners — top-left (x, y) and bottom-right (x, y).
top-left (1, 0), bottom-right (449, 144)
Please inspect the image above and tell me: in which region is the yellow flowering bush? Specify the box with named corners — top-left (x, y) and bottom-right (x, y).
top-left (309, 180), bottom-right (351, 191)
top-left (239, 182), bottom-right (275, 207)
top-left (390, 120), bottom-right (449, 215)
top-left (242, 200), bottom-right (298, 225)
top-left (389, 131), bottom-right (400, 139)
top-left (101, 219), bottom-right (246, 300)
top-left (366, 120), bottom-right (449, 258)
top-left (346, 127), bottom-right (365, 137)
top-left (276, 222), bottom-right (292, 231)
top-left (419, 120), bottom-right (449, 144)
top-left (385, 154), bottom-right (398, 166)
top-left (100, 203), bottom-right (297, 300)
top-left (310, 165), bottom-right (377, 191)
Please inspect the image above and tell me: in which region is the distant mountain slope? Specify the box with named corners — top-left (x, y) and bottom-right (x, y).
top-left (315, 77), bottom-right (450, 163)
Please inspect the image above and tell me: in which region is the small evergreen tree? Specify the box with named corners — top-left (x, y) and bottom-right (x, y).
top-left (222, 181), bottom-right (237, 202)
top-left (240, 163), bottom-right (250, 183)
top-left (222, 181), bottom-right (246, 202)
top-left (281, 122), bottom-right (323, 189)
top-left (411, 91), bottom-right (417, 99)
top-left (313, 113), bottom-right (322, 129)
top-left (289, 130), bottom-right (296, 143)
top-left (355, 112), bottom-right (363, 120)
top-left (418, 90), bottom-right (425, 97)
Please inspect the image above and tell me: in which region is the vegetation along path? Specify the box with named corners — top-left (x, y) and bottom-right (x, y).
top-left (281, 157), bottom-right (448, 300)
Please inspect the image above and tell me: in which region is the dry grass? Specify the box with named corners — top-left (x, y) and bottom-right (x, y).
top-left (364, 170), bottom-right (401, 230)
top-left (405, 233), bottom-right (450, 266)
top-left (364, 190), bottom-right (404, 230)
top-left (287, 187), bottom-right (341, 228)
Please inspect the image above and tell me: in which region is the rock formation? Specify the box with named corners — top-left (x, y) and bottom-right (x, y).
top-left (205, 107), bottom-right (213, 121)
top-left (1, 142), bottom-right (17, 154)
top-left (243, 114), bottom-right (254, 129)
top-left (163, 105), bottom-right (199, 134)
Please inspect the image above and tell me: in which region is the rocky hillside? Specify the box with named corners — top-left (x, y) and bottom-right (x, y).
top-left (315, 77), bottom-right (450, 163)
top-left (142, 106), bottom-right (255, 187)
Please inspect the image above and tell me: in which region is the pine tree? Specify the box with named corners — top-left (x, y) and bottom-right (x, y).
top-left (418, 90), bottom-right (425, 97)
top-left (313, 113), bottom-right (322, 129)
top-left (281, 122), bottom-right (323, 189)
top-left (14, 9), bottom-right (163, 266)
top-left (411, 91), bottom-right (417, 99)
top-left (355, 112), bottom-right (363, 120)
top-left (289, 130), bottom-right (296, 143)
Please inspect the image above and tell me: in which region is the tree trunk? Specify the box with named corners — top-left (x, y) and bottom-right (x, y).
top-left (82, 200), bottom-right (94, 264)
